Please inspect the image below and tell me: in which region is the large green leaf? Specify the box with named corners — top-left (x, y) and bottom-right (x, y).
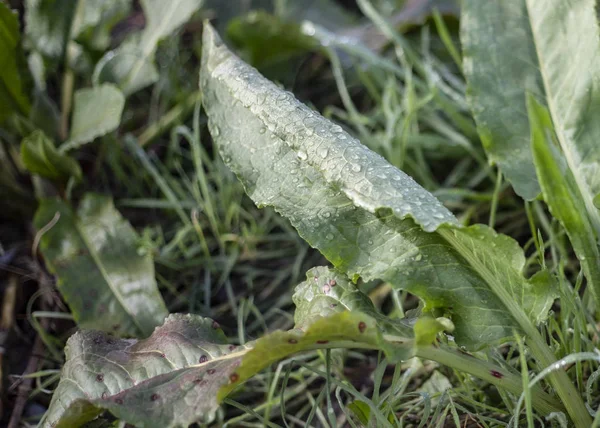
top-left (527, 95), bottom-right (600, 301)
top-left (200, 23), bottom-right (556, 350)
top-left (0, 2), bottom-right (30, 123)
top-left (41, 311), bottom-right (398, 428)
top-left (21, 130), bottom-right (82, 183)
top-left (461, 0), bottom-right (542, 200)
top-left (34, 194), bottom-right (168, 337)
top-left (62, 84), bottom-right (125, 151)
top-left (93, 0), bottom-right (203, 95)
top-left (462, 0), bottom-right (600, 237)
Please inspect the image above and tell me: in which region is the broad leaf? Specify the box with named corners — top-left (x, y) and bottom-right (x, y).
top-left (41, 311), bottom-right (401, 428)
top-left (0, 2), bottom-right (30, 123)
top-left (40, 314), bottom-right (240, 427)
top-left (62, 84), bottom-right (125, 151)
top-left (24, 0), bottom-right (76, 59)
top-left (93, 0), bottom-right (203, 95)
top-left (201, 23), bottom-right (556, 350)
top-left (461, 0), bottom-right (542, 200)
top-left (527, 95), bottom-right (600, 302)
top-left (462, 0), bottom-right (600, 238)
top-left (71, 0), bottom-right (131, 51)
top-left (34, 193), bottom-right (168, 337)
top-left (21, 130), bottom-right (82, 183)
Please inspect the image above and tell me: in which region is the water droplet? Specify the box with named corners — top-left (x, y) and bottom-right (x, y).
top-left (415, 254), bottom-right (422, 261)
top-left (259, 127), bottom-right (266, 134)
top-left (326, 233), bottom-right (334, 240)
top-left (351, 164), bottom-right (362, 173)
top-left (212, 126), bottom-right (221, 137)
top-left (318, 148), bottom-right (329, 159)
top-left (297, 151), bottom-right (308, 160)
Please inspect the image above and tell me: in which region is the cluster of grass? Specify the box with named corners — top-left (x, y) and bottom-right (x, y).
top-left (3, 0), bottom-right (599, 427)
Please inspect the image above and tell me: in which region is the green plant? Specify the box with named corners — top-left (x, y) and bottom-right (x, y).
top-left (40, 18), bottom-right (599, 426)
top-left (4, 0), bottom-right (600, 426)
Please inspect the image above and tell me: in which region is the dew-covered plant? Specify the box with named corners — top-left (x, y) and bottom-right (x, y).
top-left (15, 0), bottom-right (600, 425)
top-left (41, 14), bottom-right (600, 425)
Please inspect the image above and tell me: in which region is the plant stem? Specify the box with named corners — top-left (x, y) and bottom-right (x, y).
top-left (415, 345), bottom-right (563, 416)
top-left (59, 65), bottom-right (74, 141)
top-left (138, 91), bottom-right (202, 146)
top-left (439, 228), bottom-right (592, 427)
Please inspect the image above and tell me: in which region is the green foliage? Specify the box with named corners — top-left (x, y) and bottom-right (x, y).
top-left (0, 2), bottom-right (30, 123)
top-left (33, 194), bottom-right (168, 337)
top-left (42, 311), bottom-right (405, 427)
top-left (462, 0), bottom-right (600, 299)
top-left (227, 11), bottom-right (316, 70)
top-left (527, 95), bottom-right (600, 302)
top-left (461, 0), bottom-right (542, 200)
top-left (63, 84), bottom-right (125, 151)
top-left (4, 1), bottom-right (600, 426)
top-left (21, 130), bottom-right (82, 183)
top-left (94, 0), bottom-right (203, 95)
top-left (24, 0), bottom-right (76, 58)
top-left (71, 0), bottom-right (131, 51)
top-left (200, 23), bottom-right (555, 350)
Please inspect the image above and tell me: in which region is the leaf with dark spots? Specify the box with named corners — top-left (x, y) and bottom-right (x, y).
top-left (42, 309), bottom-right (418, 427)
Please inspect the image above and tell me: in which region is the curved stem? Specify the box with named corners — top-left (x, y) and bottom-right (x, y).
top-left (416, 345), bottom-right (563, 416)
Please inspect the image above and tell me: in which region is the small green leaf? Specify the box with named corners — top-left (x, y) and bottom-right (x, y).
top-left (94, 0), bottom-right (203, 95)
top-left (293, 266), bottom-right (414, 339)
top-left (33, 193), bottom-right (168, 337)
top-left (0, 2), bottom-right (30, 123)
top-left (594, 194), bottom-right (600, 210)
top-left (348, 400), bottom-right (371, 425)
top-left (62, 84), bottom-right (125, 151)
top-left (21, 130), bottom-right (82, 183)
top-left (527, 94), bottom-right (600, 302)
